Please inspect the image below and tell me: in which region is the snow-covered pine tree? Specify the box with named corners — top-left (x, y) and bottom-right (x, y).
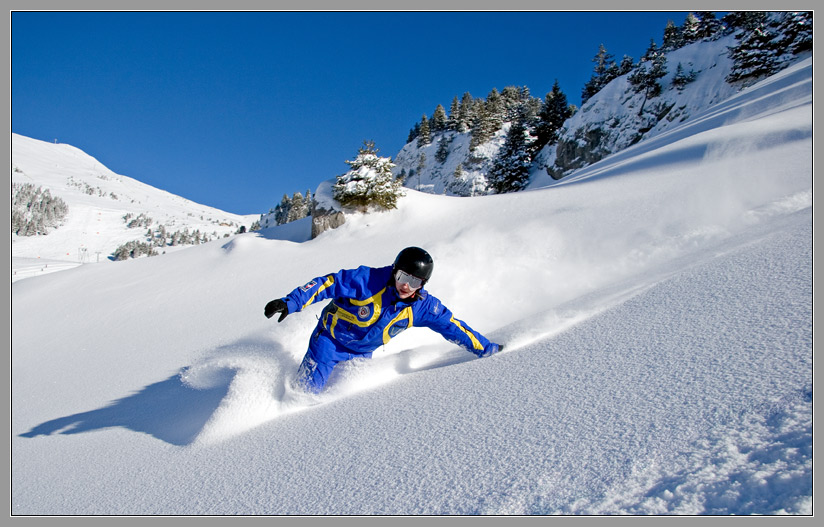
top-left (448, 96), bottom-right (461, 131)
top-left (618, 55), bottom-right (635, 75)
top-left (775, 11), bottom-right (813, 54)
top-left (469, 106), bottom-right (491, 150)
top-left (113, 240), bottom-right (157, 261)
top-left (693, 12), bottom-right (723, 40)
top-left (662, 19), bottom-right (685, 50)
top-left (469, 89), bottom-right (505, 150)
top-left (456, 92), bottom-right (475, 133)
top-left (628, 39), bottom-right (668, 114)
top-left (487, 111), bottom-right (532, 194)
top-left (681, 13), bottom-right (702, 44)
top-left (501, 86), bottom-right (523, 121)
top-left (273, 194), bottom-right (291, 225)
top-left (435, 136), bottom-right (451, 163)
top-left (726, 21), bottom-right (781, 83)
top-left (672, 62), bottom-right (697, 90)
top-left (431, 104), bottom-right (448, 133)
top-left (417, 115), bottom-right (432, 147)
top-left (533, 79), bottom-right (573, 157)
top-left (722, 11), bottom-right (768, 32)
top-left (333, 140), bottom-right (404, 211)
top-left (286, 192), bottom-right (309, 223)
top-left (11, 183), bottom-right (69, 236)
top-left (520, 86), bottom-right (543, 126)
top-left (727, 12), bottom-right (812, 84)
top-left (485, 88), bottom-right (505, 129)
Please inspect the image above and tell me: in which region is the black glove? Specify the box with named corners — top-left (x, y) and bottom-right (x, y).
top-left (264, 299), bottom-right (289, 322)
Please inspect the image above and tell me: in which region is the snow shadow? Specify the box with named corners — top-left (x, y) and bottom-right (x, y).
top-left (251, 216), bottom-right (311, 243)
top-left (18, 336), bottom-right (307, 447)
top-left (19, 374), bottom-right (231, 446)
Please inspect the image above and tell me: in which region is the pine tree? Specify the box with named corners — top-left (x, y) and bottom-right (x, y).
top-left (469, 102), bottom-right (494, 150)
top-left (448, 96), bottom-right (461, 131)
top-left (722, 11), bottom-right (768, 32)
top-left (487, 111), bottom-right (532, 194)
top-left (274, 194), bottom-right (291, 225)
top-left (333, 140), bottom-right (403, 211)
top-left (533, 79), bottom-right (572, 157)
top-left (682, 13), bottom-right (702, 43)
top-left (435, 136), bottom-right (451, 163)
top-left (468, 88), bottom-right (512, 150)
top-left (662, 20), bottom-right (684, 50)
top-left (672, 63), bottom-right (697, 90)
top-left (417, 115), bottom-right (431, 147)
top-left (286, 192), bottom-right (309, 223)
top-left (694, 12), bottom-right (723, 40)
top-left (431, 104), bottom-right (448, 133)
top-left (457, 92), bottom-right (474, 133)
top-left (775, 11), bottom-right (813, 54)
top-left (522, 95), bottom-right (543, 129)
top-left (407, 122), bottom-right (420, 144)
top-left (11, 183), bottom-right (69, 236)
top-left (581, 44), bottom-right (619, 104)
top-left (618, 55), bottom-right (635, 75)
top-left (726, 22), bottom-right (781, 83)
top-left (628, 39), bottom-right (668, 114)
top-left (501, 86), bottom-right (523, 121)
top-left (485, 88), bottom-right (505, 129)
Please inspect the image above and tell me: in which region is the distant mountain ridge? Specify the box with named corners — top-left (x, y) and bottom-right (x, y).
top-left (11, 133), bottom-right (259, 263)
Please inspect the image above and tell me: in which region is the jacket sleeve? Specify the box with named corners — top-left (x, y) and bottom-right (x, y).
top-left (417, 295), bottom-right (497, 357)
top-left (282, 266), bottom-right (372, 315)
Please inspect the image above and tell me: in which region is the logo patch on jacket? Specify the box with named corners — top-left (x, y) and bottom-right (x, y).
top-left (300, 280), bottom-right (317, 292)
top-left (358, 306), bottom-right (370, 319)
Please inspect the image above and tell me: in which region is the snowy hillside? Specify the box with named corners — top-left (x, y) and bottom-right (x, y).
top-left (391, 23), bottom-right (810, 198)
top-left (11, 134), bottom-right (258, 280)
top-left (537, 34), bottom-right (740, 179)
top-left (11, 58), bottom-right (812, 515)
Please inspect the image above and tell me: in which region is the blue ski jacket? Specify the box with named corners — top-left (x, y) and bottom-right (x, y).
top-left (282, 265), bottom-right (498, 357)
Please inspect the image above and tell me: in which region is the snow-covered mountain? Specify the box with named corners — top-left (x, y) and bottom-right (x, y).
top-left (11, 134), bottom-right (259, 280)
top-left (538, 34), bottom-right (740, 180)
top-left (391, 18), bottom-right (811, 197)
top-left (11, 57), bottom-right (811, 514)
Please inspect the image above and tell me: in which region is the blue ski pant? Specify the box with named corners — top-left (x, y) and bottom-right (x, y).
top-left (296, 326), bottom-right (372, 393)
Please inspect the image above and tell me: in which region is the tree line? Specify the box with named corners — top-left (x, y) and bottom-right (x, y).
top-left (11, 182), bottom-right (69, 236)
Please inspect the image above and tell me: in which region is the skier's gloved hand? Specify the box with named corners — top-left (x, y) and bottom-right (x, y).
top-left (264, 299), bottom-right (289, 322)
top-left (478, 342), bottom-right (504, 358)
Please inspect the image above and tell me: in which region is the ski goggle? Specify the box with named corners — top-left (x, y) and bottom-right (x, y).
top-left (394, 269), bottom-right (424, 290)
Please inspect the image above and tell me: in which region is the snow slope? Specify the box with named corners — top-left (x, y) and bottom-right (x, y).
top-left (11, 134), bottom-right (259, 279)
top-left (391, 36), bottom-right (744, 197)
top-left (10, 59), bottom-right (812, 515)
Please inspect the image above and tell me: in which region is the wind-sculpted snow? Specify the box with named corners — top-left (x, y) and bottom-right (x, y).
top-left (12, 59), bottom-right (812, 514)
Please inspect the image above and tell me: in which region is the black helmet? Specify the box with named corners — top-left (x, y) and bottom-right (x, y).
top-left (393, 247), bottom-right (434, 283)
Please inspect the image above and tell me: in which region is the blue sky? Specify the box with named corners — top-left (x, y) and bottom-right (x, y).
top-left (12, 11), bottom-right (695, 215)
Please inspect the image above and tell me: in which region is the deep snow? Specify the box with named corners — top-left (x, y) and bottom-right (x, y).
top-left (10, 59), bottom-right (812, 515)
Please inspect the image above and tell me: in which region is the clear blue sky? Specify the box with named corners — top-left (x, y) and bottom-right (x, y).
top-left (12, 11), bottom-right (694, 215)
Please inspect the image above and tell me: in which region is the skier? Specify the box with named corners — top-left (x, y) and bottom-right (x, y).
top-left (264, 247), bottom-right (503, 393)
